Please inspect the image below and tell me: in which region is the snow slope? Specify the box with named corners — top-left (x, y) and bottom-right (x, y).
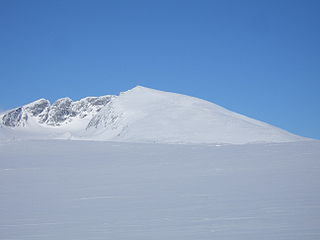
top-left (1, 140), bottom-right (320, 239)
top-left (85, 86), bottom-right (305, 143)
top-left (0, 86), bottom-right (307, 144)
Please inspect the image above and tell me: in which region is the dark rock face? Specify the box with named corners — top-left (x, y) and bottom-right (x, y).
top-left (87, 101), bottom-right (121, 130)
top-left (2, 108), bottom-right (23, 127)
top-left (72, 96), bottom-right (113, 119)
top-left (46, 98), bottom-right (76, 126)
top-left (24, 99), bottom-right (50, 117)
top-left (0, 95), bottom-right (114, 127)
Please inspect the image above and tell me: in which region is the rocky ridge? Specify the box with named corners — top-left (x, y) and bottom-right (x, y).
top-left (1, 95), bottom-right (114, 127)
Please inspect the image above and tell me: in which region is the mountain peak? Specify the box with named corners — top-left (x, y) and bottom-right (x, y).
top-left (123, 85), bottom-right (158, 94)
top-left (25, 98), bottom-right (50, 106)
top-left (131, 85), bottom-right (152, 90)
top-left (0, 87), bottom-right (308, 144)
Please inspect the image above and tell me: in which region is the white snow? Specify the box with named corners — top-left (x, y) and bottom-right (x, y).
top-left (0, 86), bottom-right (308, 144)
top-left (0, 87), bottom-right (317, 239)
top-left (84, 86), bottom-right (306, 144)
top-left (0, 139), bottom-right (319, 239)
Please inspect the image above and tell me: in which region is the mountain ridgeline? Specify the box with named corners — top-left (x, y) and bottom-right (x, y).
top-left (2, 96), bottom-right (114, 127)
top-left (0, 86), bottom-right (307, 144)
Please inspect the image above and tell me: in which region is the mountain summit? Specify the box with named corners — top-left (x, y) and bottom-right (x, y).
top-left (0, 86), bottom-right (306, 144)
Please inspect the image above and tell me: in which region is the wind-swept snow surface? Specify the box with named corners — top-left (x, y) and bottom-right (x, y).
top-left (1, 140), bottom-right (320, 239)
top-left (85, 86), bottom-right (305, 143)
top-left (0, 86), bottom-right (307, 144)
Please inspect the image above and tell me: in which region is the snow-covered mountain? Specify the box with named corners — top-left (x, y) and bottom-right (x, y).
top-left (0, 86), bottom-right (307, 144)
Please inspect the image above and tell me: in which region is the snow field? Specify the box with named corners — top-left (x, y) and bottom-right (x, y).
top-left (0, 140), bottom-right (319, 239)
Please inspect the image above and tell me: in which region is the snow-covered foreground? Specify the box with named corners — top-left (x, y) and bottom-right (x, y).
top-left (1, 140), bottom-right (320, 239)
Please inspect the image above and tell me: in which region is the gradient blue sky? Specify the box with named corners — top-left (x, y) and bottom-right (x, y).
top-left (0, 0), bottom-right (319, 139)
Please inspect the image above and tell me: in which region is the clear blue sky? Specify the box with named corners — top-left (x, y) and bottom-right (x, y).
top-left (0, 0), bottom-right (319, 139)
